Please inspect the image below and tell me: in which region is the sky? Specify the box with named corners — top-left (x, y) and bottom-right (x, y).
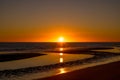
top-left (0, 0), bottom-right (120, 42)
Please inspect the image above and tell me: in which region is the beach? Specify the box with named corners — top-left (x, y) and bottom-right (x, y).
top-left (37, 61), bottom-right (120, 80)
top-left (0, 53), bottom-right (45, 62)
top-left (0, 42), bottom-right (120, 80)
top-left (0, 0), bottom-right (119, 79)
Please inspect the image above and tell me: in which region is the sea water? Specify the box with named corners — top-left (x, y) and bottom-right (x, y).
top-left (0, 42), bottom-right (120, 80)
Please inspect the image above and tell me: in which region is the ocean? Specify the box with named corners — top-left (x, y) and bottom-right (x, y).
top-left (0, 42), bottom-right (120, 80)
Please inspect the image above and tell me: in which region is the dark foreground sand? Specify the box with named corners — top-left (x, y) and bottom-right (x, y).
top-left (36, 61), bottom-right (120, 80)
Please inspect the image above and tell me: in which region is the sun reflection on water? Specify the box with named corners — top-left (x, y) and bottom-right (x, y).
top-left (59, 68), bottom-right (66, 74)
top-left (59, 48), bottom-right (64, 63)
top-left (60, 57), bottom-right (63, 63)
top-left (58, 47), bottom-right (66, 73)
top-left (59, 48), bottom-right (63, 51)
top-left (59, 53), bottom-right (63, 55)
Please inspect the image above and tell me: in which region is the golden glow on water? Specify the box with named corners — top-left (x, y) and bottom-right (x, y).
top-left (60, 57), bottom-right (63, 63)
top-left (59, 68), bottom-right (66, 74)
top-left (59, 53), bottom-right (63, 55)
top-left (59, 47), bottom-right (64, 63)
top-left (59, 48), bottom-right (63, 51)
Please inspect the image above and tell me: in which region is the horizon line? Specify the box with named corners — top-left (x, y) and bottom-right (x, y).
top-left (0, 41), bottom-right (120, 43)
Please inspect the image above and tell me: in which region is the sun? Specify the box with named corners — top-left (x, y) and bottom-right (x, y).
top-left (58, 37), bottom-right (64, 42)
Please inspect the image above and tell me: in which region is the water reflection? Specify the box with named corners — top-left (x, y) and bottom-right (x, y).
top-left (58, 48), bottom-right (65, 73)
top-left (59, 53), bottom-right (63, 55)
top-left (60, 57), bottom-right (63, 63)
top-left (59, 48), bottom-right (63, 51)
top-left (59, 48), bottom-right (64, 63)
top-left (0, 48), bottom-right (93, 70)
top-left (59, 68), bottom-right (66, 74)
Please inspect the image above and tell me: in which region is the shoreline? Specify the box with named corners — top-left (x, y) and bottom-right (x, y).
top-left (36, 61), bottom-right (120, 80)
top-left (0, 53), bottom-right (45, 62)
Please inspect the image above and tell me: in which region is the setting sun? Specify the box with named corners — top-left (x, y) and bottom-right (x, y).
top-left (58, 37), bottom-right (64, 42)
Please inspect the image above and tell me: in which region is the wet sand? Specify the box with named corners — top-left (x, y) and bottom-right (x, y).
top-left (36, 61), bottom-right (120, 80)
top-left (0, 53), bottom-right (46, 62)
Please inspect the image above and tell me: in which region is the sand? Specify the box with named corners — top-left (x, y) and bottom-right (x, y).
top-left (0, 53), bottom-right (46, 62)
top-left (36, 61), bottom-right (120, 80)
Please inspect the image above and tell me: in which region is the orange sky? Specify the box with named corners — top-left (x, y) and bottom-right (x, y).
top-left (0, 0), bottom-right (120, 42)
top-left (0, 26), bottom-right (119, 42)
